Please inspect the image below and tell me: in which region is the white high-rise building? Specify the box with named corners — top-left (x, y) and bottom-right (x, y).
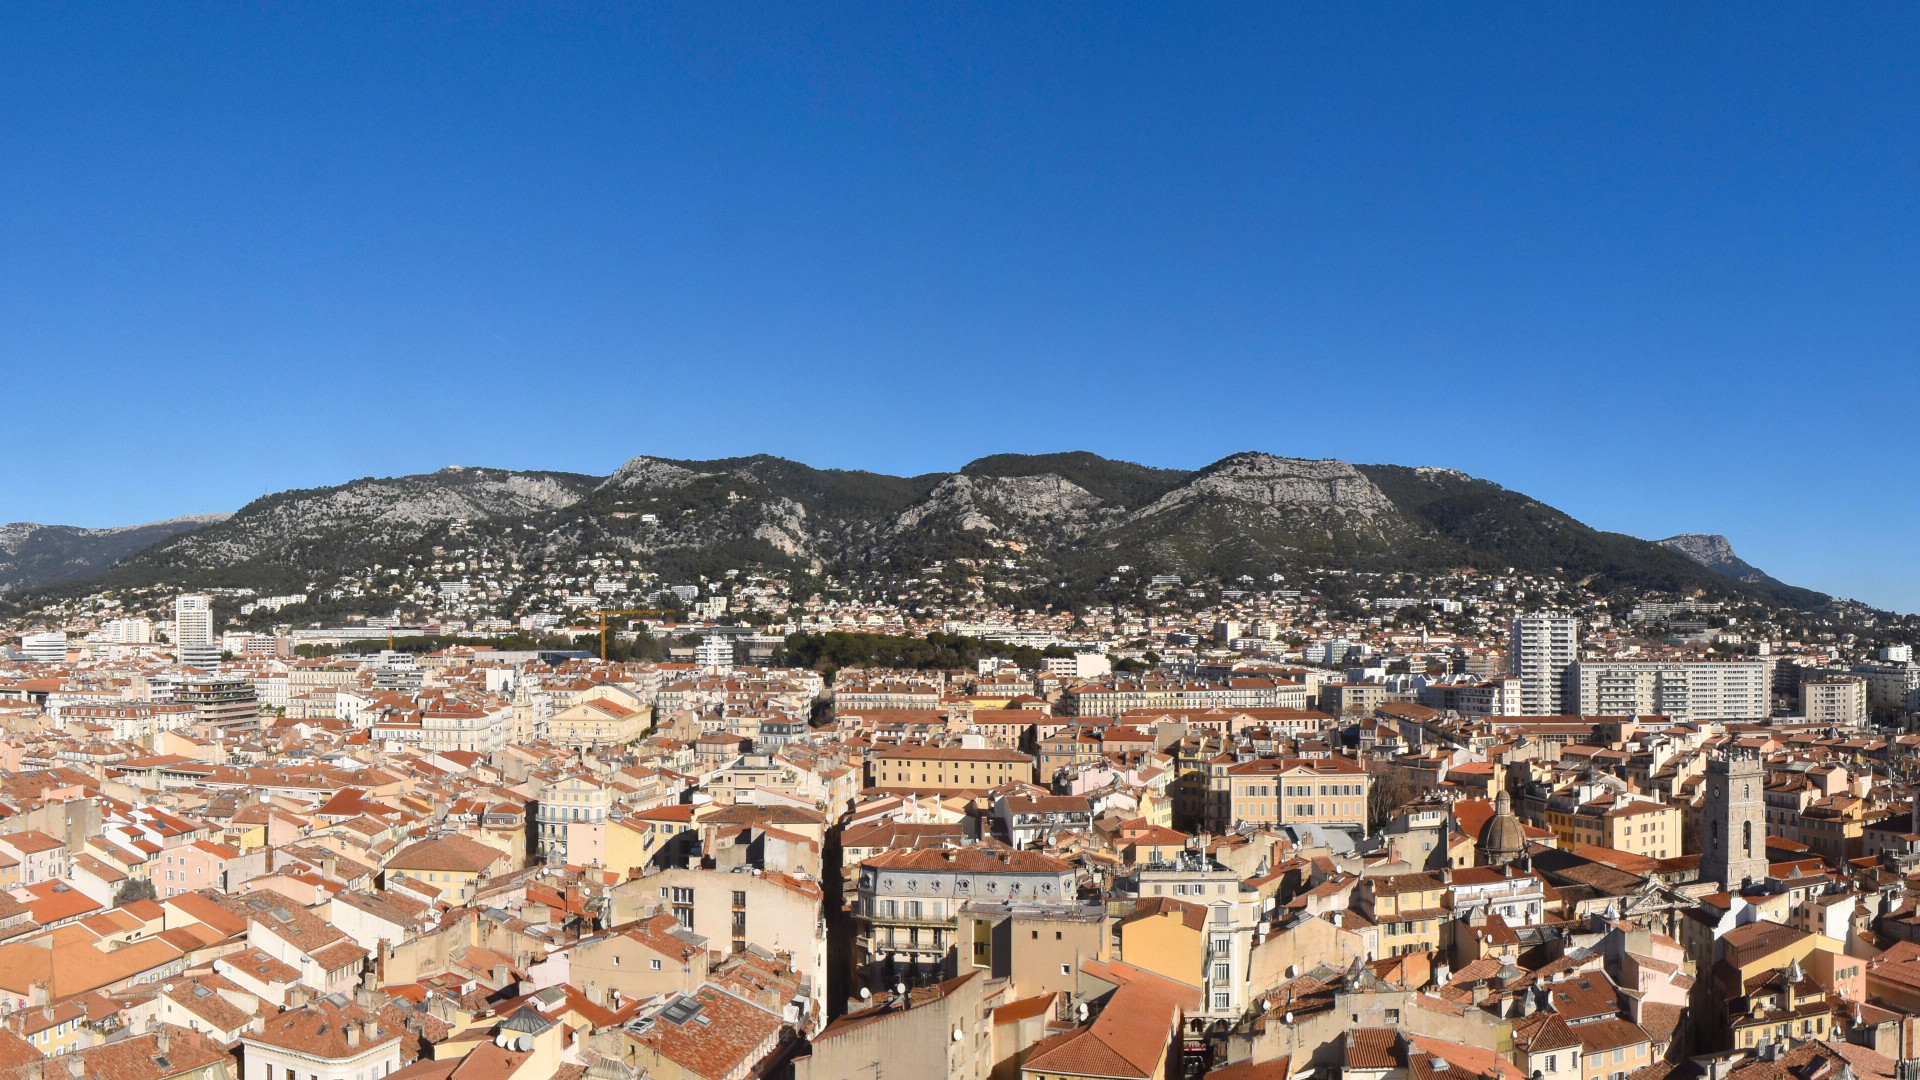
top-left (173, 594), bottom-right (219, 668)
top-left (19, 632), bottom-right (67, 664)
top-left (1510, 614), bottom-right (1579, 715)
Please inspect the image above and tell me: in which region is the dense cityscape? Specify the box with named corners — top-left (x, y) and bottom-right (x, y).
top-left (0, 533), bottom-right (1913, 1080)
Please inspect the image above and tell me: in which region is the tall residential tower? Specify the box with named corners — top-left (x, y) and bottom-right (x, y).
top-left (1510, 613), bottom-right (1579, 716)
top-left (173, 593), bottom-right (219, 669)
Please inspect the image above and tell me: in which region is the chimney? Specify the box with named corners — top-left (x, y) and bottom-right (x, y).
top-left (362, 1021), bottom-right (378, 1046)
top-left (64, 1057), bottom-right (83, 1080)
top-left (346, 1025), bottom-right (360, 1049)
top-left (156, 1029), bottom-right (170, 1055)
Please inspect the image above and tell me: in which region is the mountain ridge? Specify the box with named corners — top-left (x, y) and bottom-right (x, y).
top-left (0, 451), bottom-right (1834, 616)
top-left (0, 515), bottom-right (231, 594)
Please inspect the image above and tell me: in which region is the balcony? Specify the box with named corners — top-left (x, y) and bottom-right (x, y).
top-left (857, 912), bottom-right (958, 930)
top-left (856, 933), bottom-right (950, 955)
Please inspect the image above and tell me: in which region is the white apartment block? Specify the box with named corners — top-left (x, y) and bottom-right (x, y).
top-left (1042, 652), bottom-right (1111, 680)
top-left (1510, 614), bottom-right (1579, 715)
top-left (1566, 660), bottom-right (1771, 720)
top-left (1849, 663), bottom-right (1920, 710)
top-left (100, 617), bottom-right (154, 644)
top-left (1802, 676), bottom-right (1868, 725)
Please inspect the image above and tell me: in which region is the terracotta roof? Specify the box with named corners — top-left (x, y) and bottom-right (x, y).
top-left (863, 841), bottom-right (1068, 875)
top-left (244, 998), bottom-right (397, 1059)
top-left (627, 985), bottom-right (783, 1080)
top-left (386, 835), bottom-right (507, 874)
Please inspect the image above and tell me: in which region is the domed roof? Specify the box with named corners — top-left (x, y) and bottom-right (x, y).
top-left (1478, 790), bottom-right (1527, 863)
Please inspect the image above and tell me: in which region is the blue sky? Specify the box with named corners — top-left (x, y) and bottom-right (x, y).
top-left (2, 5), bottom-right (1916, 607)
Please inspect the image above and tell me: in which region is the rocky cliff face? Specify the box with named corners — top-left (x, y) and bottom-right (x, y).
top-left (1133, 454), bottom-right (1400, 522)
top-left (891, 474), bottom-right (1113, 540)
top-left (1658, 533), bottom-right (1780, 586)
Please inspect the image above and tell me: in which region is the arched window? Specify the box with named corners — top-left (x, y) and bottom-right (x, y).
top-left (1742, 820), bottom-right (1752, 855)
top-left (1711, 821), bottom-right (1720, 845)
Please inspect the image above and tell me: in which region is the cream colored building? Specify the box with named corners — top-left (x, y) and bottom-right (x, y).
top-left (1802, 676), bottom-right (1868, 724)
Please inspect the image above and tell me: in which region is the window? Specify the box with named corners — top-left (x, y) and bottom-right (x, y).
top-left (1545, 1057), bottom-right (1558, 1073)
top-left (1213, 993), bottom-right (1231, 1011)
top-left (650, 959), bottom-right (662, 971)
top-left (613, 956), bottom-right (621, 966)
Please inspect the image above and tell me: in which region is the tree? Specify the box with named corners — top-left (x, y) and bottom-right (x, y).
top-left (1367, 768), bottom-right (1420, 829)
top-left (115, 877), bottom-right (156, 906)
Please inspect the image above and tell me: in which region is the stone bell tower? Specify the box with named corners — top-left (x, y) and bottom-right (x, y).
top-left (1702, 751), bottom-right (1766, 891)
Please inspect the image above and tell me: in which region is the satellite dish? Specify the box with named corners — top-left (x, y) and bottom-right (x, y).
top-left (952, 1029), bottom-right (963, 1042)
top-left (1285, 1011), bottom-right (1294, 1024)
top-left (1077, 1003), bottom-right (1089, 1021)
top-left (515, 1035), bottom-right (533, 1052)
top-left (858, 988), bottom-right (872, 1000)
top-left (895, 983), bottom-right (906, 997)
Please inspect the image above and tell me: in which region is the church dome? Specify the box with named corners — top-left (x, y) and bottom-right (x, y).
top-left (1479, 790), bottom-right (1527, 864)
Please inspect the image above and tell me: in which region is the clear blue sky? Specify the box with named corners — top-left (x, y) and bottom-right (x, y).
top-left (3, 5), bottom-right (1916, 607)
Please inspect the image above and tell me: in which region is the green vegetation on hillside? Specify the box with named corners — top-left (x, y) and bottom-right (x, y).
top-left (779, 631), bottom-right (1071, 680)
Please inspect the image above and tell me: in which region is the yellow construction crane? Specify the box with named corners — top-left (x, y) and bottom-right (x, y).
top-left (593, 609), bottom-right (667, 660)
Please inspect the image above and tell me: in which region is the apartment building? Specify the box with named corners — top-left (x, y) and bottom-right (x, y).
top-left (1802, 676), bottom-right (1868, 724)
top-left (1567, 660), bottom-right (1771, 720)
top-left (853, 844), bottom-right (1075, 988)
top-left (1115, 852), bottom-right (1261, 1018)
top-left (868, 746), bottom-right (1035, 792)
top-left (1062, 676), bottom-right (1301, 717)
top-left (1211, 756), bottom-right (1371, 836)
top-left (1354, 872), bottom-right (1446, 957)
top-left (1541, 795), bottom-right (1681, 859)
